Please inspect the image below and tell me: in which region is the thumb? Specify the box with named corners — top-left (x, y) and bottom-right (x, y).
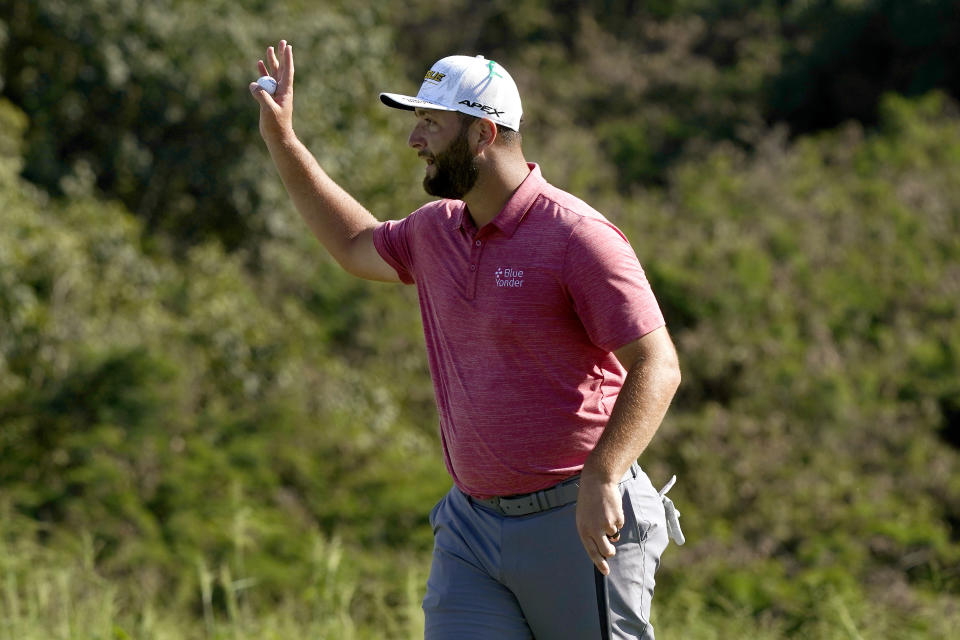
top-left (248, 82), bottom-right (278, 109)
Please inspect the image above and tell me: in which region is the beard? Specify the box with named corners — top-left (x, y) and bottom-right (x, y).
top-left (422, 125), bottom-right (479, 199)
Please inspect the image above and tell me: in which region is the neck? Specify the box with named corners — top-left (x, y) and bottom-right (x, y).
top-left (462, 156), bottom-right (530, 228)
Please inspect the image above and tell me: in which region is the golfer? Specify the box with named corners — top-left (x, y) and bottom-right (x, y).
top-left (250, 40), bottom-right (683, 639)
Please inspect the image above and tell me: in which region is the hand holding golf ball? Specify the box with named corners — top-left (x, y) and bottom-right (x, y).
top-left (256, 75), bottom-right (278, 95)
top-left (251, 40), bottom-right (294, 142)
top-left (250, 40), bottom-right (292, 103)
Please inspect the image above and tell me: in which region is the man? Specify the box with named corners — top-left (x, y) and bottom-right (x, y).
top-left (250, 41), bottom-right (683, 639)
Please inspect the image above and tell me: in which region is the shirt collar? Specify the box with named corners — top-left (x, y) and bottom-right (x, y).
top-left (452, 163), bottom-right (545, 237)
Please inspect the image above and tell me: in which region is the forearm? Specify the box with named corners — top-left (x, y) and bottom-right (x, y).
top-left (249, 40), bottom-right (391, 280)
top-left (265, 132), bottom-right (380, 270)
top-left (575, 330), bottom-right (680, 573)
top-left (582, 340), bottom-right (681, 483)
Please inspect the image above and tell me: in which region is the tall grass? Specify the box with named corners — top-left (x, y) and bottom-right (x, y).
top-left (0, 511), bottom-right (427, 640)
top-left (2, 511), bottom-right (957, 639)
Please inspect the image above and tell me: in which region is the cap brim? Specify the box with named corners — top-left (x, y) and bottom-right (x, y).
top-left (379, 92), bottom-right (458, 113)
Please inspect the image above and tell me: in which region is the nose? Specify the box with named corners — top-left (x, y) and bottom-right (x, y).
top-left (408, 123), bottom-right (426, 151)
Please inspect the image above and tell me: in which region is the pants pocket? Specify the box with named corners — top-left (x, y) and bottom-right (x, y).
top-left (605, 482), bottom-right (669, 639)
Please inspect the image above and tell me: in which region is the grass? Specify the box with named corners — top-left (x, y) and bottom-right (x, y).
top-left (0, 523), bottom-right (425, 640)
top-left (2, 524), bottom-right (958, 639)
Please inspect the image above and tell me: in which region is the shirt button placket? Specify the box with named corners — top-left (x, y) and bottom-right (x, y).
top-left (467, 237), bottom-right (483, 299)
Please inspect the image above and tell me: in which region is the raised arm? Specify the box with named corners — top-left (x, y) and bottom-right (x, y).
top-left (248, 40), bottom-right (399, 283)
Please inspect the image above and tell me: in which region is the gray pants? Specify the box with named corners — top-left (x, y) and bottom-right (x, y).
top-left (423, 464), bottom-right (669, 639)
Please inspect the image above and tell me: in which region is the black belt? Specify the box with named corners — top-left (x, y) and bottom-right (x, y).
top-left (469, 464), bottom-right (639, 517)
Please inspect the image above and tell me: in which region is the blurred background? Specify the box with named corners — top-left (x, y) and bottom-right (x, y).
top-left (0, 1), bottom-right (958, 638)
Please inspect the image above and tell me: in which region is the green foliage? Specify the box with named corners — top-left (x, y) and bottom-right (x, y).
top-left (0, 96), bottom-right (443, 625)
top-left (2, 2), bottom-right (960, 637)
top-left (0, 0), bottom-right (414, 251)
top-left (623, 90), bottom-right (960, 632)
top-left (386, 0), bottom-right (813, 192)
top-left (768, 0), bottom-right (960, 133)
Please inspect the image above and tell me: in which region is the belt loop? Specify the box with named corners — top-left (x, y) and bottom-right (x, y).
top-left (535, 489), bottom-right (548, 511)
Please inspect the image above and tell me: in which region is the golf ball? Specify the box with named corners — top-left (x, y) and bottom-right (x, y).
top-left (256, 75), bottom-right (278, 95)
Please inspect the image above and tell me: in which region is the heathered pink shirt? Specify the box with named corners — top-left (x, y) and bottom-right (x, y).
top-left (374, 164), bottom-right (665, 499)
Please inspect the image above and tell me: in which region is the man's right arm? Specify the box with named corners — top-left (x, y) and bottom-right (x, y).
top-left (249, 40), bottom-right (400, 283)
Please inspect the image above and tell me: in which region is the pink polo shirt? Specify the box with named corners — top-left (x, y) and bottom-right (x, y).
top-left (374, 164), bottom-right (665, 498)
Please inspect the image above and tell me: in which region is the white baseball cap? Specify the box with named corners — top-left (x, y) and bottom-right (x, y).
top-left (380, 55), bottom-right (523, 131)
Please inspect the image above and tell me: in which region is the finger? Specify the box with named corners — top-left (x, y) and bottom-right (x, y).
top-left (597, 533), bottom-right (617, 559)
top-left (258, 59), bottom-right (269, 77)
top-left (276, 40), bottom-right (287, 79)
top-left (591, 546), bottom-right (610, 575)
top-left (603, 508), bottom-right (624, 541)
top-left (282, 43), bottom-right (294, 87)
top-left (595, 558), bottom-right (610, 575)
top-left (603, 515), bottom-right (622, 539)
top-left (583, 535), bottom-right (610, 575)
top-left (248, 81), bottom-right (277, 108)
top-left (268, 46), bottom-right (280, 76)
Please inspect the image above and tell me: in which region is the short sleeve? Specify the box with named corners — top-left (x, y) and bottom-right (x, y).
top-left (373, 218), bottom-right (417, 285)
top-left (562, 217), bottom-right (665, 352)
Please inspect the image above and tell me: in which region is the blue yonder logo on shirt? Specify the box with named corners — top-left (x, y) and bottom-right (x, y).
top-left (494, 267), bottom-right (524, 288)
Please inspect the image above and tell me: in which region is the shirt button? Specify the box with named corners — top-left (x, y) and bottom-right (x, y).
top-left (470, 264), bottom-right (477, 271)
top-left (475, 240), bottom-right (482, 247)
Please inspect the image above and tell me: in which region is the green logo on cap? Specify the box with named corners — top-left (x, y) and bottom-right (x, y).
top-left (487, 61), bottom-right (503, 79)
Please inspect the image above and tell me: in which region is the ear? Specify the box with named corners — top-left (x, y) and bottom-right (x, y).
top-left (472, 117), bottom-right (498, 154)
